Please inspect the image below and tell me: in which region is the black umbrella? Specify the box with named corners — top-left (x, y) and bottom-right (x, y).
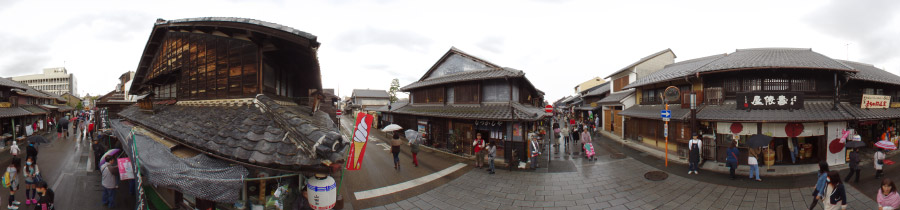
top-left (59, 118), bottom-right (70, 129)
top-left (746, 134), bottom-right (773, 148)
top-left (27, 135), bottom-right (50, 145)
top-left (846, 141), bottom-right (866, 148)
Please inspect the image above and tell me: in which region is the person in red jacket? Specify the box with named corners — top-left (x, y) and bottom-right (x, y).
top-left (88, 121), bottom-right (95, 141)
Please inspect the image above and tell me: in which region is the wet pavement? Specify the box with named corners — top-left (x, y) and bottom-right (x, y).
top-left (0, 125), bottom-right (135, 210)
top-left (362, 132), bottom-right (878, 210)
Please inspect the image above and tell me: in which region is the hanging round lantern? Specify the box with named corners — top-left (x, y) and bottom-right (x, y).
top-left (730, 123), bottom-right (743, 134)
top-left (307, 174), bottom-right (337, 210)
top-left (785, 123), bottom-right (804, 138)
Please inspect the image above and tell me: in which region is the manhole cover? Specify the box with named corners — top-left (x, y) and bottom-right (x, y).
top-left (644, 171), bottom-right (668, 181)
top-left (610, 153), bottom-right (626, 159)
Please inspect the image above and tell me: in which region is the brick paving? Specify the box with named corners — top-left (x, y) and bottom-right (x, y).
top-left (363, 148), bottom-right (877, 210)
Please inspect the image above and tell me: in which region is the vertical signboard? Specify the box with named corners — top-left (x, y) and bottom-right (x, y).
top-left (346, 112), bottom-right (374, 170)
top-left (826, 121), bottom-right (847, 166)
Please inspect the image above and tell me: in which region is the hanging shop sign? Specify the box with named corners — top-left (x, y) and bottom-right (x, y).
top-left (826, 122), bottom-right (848, 165)
top-left (760, 123), bottom-right (824, 138)
top-left (892, 102), bottom-right (900, 108)
top-left (0, 102), bottom-right (10, 108)
top-left (474, 120), bottom-right (504, 128)
top-left (736, 92), bottom-right (804, 110)
top-left (716, 122), bottom-right (757, 136)
top-left (862, 94), bottom-right (891, 109)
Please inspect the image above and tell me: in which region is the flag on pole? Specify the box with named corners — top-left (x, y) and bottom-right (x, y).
top-left (346, 112), bottom-right (374, 170)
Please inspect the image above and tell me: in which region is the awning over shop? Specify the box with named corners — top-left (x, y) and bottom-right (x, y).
top-left (0, 107), bottom-right (31, 118)
top-left (40, 104), bottom-right (58, 110)
top-left (838, 103), bottom-right (900, 120)
top-left (110, 119), bottom-right (249, 203)
top-left (715, 122), bottom-right (825, 137)
top-left (619, 104), bottom-right (695, 120)
top-left (697, 101), bottom-right (853, 122)
top-left (20, 105), bottom-right (48, 115)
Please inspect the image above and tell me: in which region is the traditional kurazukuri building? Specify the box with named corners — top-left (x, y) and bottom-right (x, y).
top-left (380, 47), bottom-right (550, 162)
top-left (113, 17), bottom-right (346, 209)
top-left (617, 47), bottom-right (900, 167)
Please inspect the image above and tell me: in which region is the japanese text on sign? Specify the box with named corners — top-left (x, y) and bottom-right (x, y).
top-left (736, 92), bottom-right (804, 110)
top-left (861, 94), bottom-right (891, 109)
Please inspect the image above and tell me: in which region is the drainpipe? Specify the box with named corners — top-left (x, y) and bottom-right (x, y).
top-left (833, 72), bottom-right (839, 111)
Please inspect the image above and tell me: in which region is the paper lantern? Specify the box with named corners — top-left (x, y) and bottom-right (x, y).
top-left (307, 175), bottom-right (337, 210)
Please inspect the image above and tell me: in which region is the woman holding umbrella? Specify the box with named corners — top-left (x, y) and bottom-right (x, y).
top-left (876, 148), bottom-right (886, 179)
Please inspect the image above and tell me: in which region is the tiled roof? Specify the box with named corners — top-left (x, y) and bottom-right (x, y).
top-left (619, 104), bottom-right (694, 120)
top-left (696, 48), bottom-right (855, 73)
top-left (839, 103), bottom-right (900, 120)
top-left (696, 101), bottom-right (852, 122)
top-left (159, 17), bottom-right (316, 40)
top-left (597, 89), bottom-right (635, 105)
top-left (391, 102), bottom-right (549, 121)
top-left (624, 54), bottom-right (726, 89)
top-left (606, 49), bottom-right (674, 79)
top-left (57, 105), bottom-right (75, 112)
top-left (40, 104), bottom-right (58, 110)
top-left (366, 101), bottom-right (408, 112)
top-left (21, 105), bottom-right (48, 115)
top-left (583, 82), bottom-right (611, 97)
top-left (574, 105), bottom-right (600, 111)
top-left (0, 107), bottom-right (31, 118)
top-left (401, 68), bottom-right (524, 91)
top-left (118, 94), bottom-right (346, 170)
top-left (837, 60), bottom-right (900, 86)
top-left (351, 89), bottom-right (390, 98)
top-left (0, 77), bottom-right (29, 90)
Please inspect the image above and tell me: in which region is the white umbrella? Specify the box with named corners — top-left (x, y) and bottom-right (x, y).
top-left (405, 129), bottom-right (420, 144)
top-left (381, 124), bottom-right (402, 132)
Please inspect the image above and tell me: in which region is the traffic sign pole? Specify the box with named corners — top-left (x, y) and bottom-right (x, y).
top-left (665, 103), bottom-right (669, 167)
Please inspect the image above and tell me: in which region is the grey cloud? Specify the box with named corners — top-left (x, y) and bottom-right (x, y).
top-left (805, 0), bottom-right (900, 63)
top-left (476, 36), bottom-right (504, 53)
top-left (333, 28), bottom-right (432, 53)
top-left (364, 64), bottom-right (417, 82)
top-left (57, 12), bottom-right (154, 42)
top-left (0, 34), bottom-right (53, 76)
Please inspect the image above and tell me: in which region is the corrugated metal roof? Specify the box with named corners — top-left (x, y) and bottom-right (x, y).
top-left (696, 48), bottom-right (855, 73)
top-left (605, 49), bottom-right (674, 79)
top-left (624, 54), bottom-right (726, 89)
top-left (400, 68), bottom-right (524, 91)
top-left (838, 60), bottom-right (900, 86)
top-left (597, 89), bottom-right (634, 105)
top-left (351, 89), bottom-right (390, 98)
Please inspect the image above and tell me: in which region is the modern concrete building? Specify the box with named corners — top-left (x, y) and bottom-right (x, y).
top-left (11, 67), bottom-right (78, 96)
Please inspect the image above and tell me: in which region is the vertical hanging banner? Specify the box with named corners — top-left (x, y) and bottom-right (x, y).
top-left (346, 112), bottom-right (374, 170)
top-left (826, 121), bottom-right (848, 166)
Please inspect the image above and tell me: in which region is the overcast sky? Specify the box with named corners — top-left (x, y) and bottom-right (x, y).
top-left (1, 0), bottom-right (898, 101)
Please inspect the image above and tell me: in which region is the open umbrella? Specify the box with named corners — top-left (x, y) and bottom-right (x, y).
top-left (876, 140), bottom-right (897, 150)
top-left (845, 140), bottom-right (866, 148)
top-left (404, 129), bottom-right (420, 144)
top-left (27, 135), bottom-right (50, 145)
top-left (99, 148), bottom-right (122, 166)
top-left (746, 134), bottom-right (773, 148)
top-left (381, 124), bottom-right (402, 132)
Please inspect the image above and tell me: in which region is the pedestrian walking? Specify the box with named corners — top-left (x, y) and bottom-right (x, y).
top-left (473, 133), bottom-right (486, 169)
top-left (845, 148), bottom-right (860, 183)
top-left (23, 157), bottom-right (39, 205)
top-left (92, 139), bottom-right (105, 171)
top-left (789, 137), bottom-right (799, 164)
top-left (88, 121), bottom-right (95, 141)
top-left (822, 171), bottom-right (847, 210)
top-left (878, 178), bottom-right (900, 210)
top-left (34, 181), bottom-right (53, 210)
top-left (810, 161), bottom-right (831, 210)
top-left (101, 156), bottom-right (118, 208)
top-left (390, 133), bottom-right (402, 170)
top-left (25, 142), bottom-right (37, 163)
top-left (558, 124), bottom-right (568, 154)
top-left (487, 141), bottom-right (496, 175)
top-left (876, 149), bottom-right (886, 179)
top-left (5, 161), bottom-right (20, 209)
top-left (10, 140), bottom-right (21, 170)
top-left (580, 127), bottom-right (594, 161)
top-left (409, 133), bottom-right (420, 167)
top-left (726, 141), bottom-right (739, 180)
top-left (571, 125), bottom-right (581, 154)
top-left (748, 151), bottom-right (761, 181)
top-left (688, 133), bottom-right (702, 174)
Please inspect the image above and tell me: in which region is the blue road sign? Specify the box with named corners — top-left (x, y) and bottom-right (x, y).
top-left (660, 110), bottom-right (671, 119)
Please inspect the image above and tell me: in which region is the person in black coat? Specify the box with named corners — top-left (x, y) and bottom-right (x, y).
top-left (34, 181), bottom-right (53, 210)
top-left (845, 148), bottom-right (860, 183)
top-left (92, 139), bottom-right (106, 170)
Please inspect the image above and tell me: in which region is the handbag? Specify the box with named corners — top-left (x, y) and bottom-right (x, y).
top-left (34, 174), bottom-right (43, 183)
top-left (879, 159), bottom-right (885, 165)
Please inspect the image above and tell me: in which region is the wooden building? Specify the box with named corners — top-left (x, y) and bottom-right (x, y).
top-left (599, 49), bottom-right (675, 137)
top-left (620, 48), bottom-right (900, 166)
top-left (380, 47), bottom-right (550, 162)
top-left (113, 17), bottom-right (346, 209)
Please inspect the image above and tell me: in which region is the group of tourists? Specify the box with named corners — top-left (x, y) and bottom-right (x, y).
top-left (553, 113), bottom-right (597, 161)
top-left (472, 133), bottom-right (497, 174)
top-left (389, 131), bottom-right (424, 170)
top-left (4, 139), bottom-right (54, 209)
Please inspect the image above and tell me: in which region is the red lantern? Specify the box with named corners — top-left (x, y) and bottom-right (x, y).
top-left (785, 123), bottom-right (804, 138)
top-left (730, 123), bottom-right (743, 134)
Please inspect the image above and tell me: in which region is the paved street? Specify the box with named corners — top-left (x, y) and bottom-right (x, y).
top-left (0, 125), bottom-right (135, 210)
top-left (361, 133), bottom-right (878, 210)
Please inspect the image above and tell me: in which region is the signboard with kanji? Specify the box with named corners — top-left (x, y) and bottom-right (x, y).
top-left (736, 92), bottom-right (804, 110)
top-left (861, 94), bottom-right (891, 109)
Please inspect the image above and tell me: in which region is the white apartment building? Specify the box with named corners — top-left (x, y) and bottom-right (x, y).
top-left (11, 67), bottom-right (78, 96)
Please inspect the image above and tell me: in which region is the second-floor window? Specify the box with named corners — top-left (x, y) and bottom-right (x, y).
top-left (722, 77), bottom-right (817, 94)
top-left (613, 75), bottom-right (630, 92)
top-left (482, 80), bottom-right (510, 102)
